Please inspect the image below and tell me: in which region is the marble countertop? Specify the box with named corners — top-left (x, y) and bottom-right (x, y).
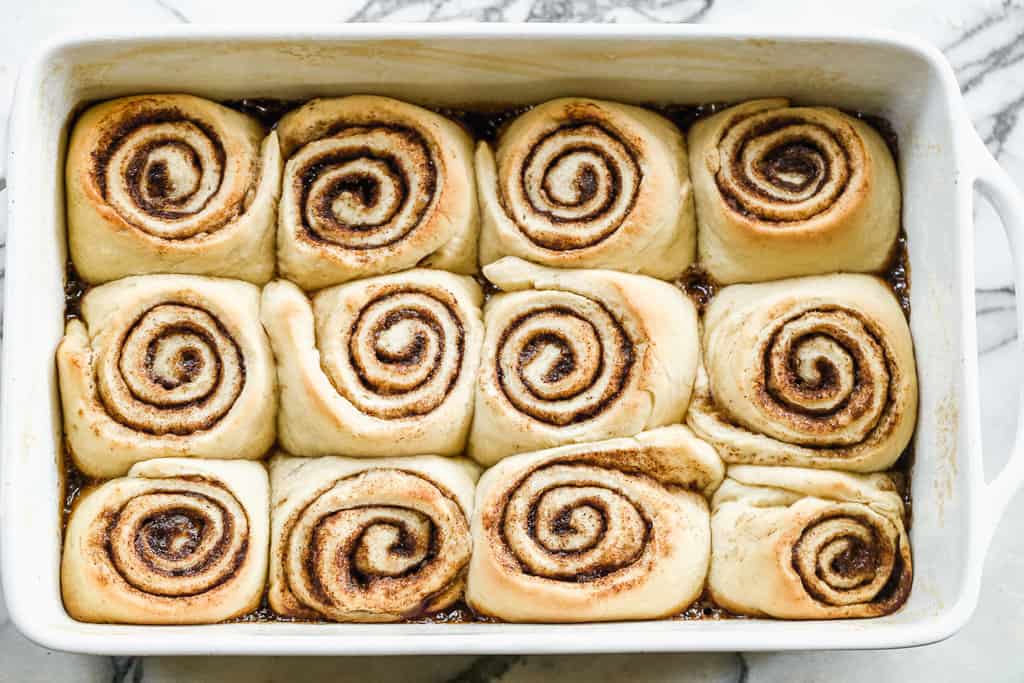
top-left (1, 1), bottom-right (1023, 681)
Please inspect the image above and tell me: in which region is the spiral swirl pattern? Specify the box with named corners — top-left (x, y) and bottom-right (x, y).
top-left (276, 97), bottom-right (478, 290)
top-left (100, 116), bottom-right (227, 236)
top-left (471, 258), bottom-right (699, 466)
top-left (89, 104), bottom-right (258, 240)
top-left (495, 297), bottom-right (634, 426)
top-left (715, 112), bottom-right (858, 222)
top-left (502, 462), bottom-right (650, 581)
top-left (467, 427), bottom-right (720, 622)
top-left (58, 276), bottom-right (276, 478)
top-left (278, 468), bottom-right (472, 622)
top-left (96, 303), bottom-right (244, 435)
top-left (262, 273), bottom-right (482, 458)
top-left (689, 274), bottom-right (917, 472)
top-left (61, 459), bottom-right (268, 624)
top-left (477, 98), bottom-right (695, 279)
top-left (757, 309), bottom-right (889, 446)
top-left (322, 287), bottom-right (465, 420)
top-left (793, 509), bottom-right (901, 607)
top-left (66, 95), bottom-right (280, 284)
top-left (292, 127), bottom-right (437, 249)
top-left (502, 123), bottom-right (641, 250)
top-left (105, 479), bottom-right (249, 597)
top-left (689, 99), bottom-right (901, 284)
top-left (708, 466), bottom-right (912, 619)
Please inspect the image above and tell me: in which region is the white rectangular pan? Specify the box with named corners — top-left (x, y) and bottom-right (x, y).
top-left (3, 25), bottom-right (1024, 655)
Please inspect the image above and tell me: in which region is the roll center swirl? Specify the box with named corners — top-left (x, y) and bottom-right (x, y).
top-left (106, 482), bottom-right (249, 598)
top-left (756, 141), bottom-right (825, 192)
top-left (315, 506), bottom-right (435, 587)
top-left (140, 509), bottom-right (206, 559)
top-left (793, 512), bottom-right (898, 607)
top-left (717, 113), bottom-right (855, 222)
top-left (758, 309), bottom-right (889, 446)
top-left (295, 127), bottom-right (438, 250)
top-left (282, 469), bottom-right (471, 620)
top-left (131, 140), bottom-right (206, 211)
top-left (324, 288), bottom-right (465, 419)
top-left (496, 298), bottom-right (634, 426)
top-left (98, 303), bottom-right (245, 436)
top-left (502, 464), bottom-right (649, 581)
top-left (93, 108), bottom-right (248, 239)
top-left (502, 122), bottom-right (642, 251)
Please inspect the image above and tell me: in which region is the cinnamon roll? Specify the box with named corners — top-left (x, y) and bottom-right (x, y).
top-left (709, 465), bottom-right (912, 619)
top-left (268, 453), bottom-right (479, 622)
top-left (261, 270), bottom-right (483, 457)
top-left (466, 426), bottom-right (723, 622)
top-left (477, 98), bottom-right (695, 279)
top-left (689, 98), bottom-right (900, 284)
top-left (469, 257), bottom-right (699, 466)
top-left (61, 458), bottom-right (269, 624)
top-left (66, 94), bottom-right (281, 284)
top-left (57, 275), bottom-right (277, 478)
top-left (687, 274), bottom-right (916, 472)
top-left (276, 96), bottom-right (478, 290)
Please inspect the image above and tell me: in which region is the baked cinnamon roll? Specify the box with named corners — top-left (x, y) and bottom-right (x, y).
top-left (689, 99), bottom-right (900, 284)
top-left (61, 458), bottom-right (269, 624)
top-left (268, 453), bottom-right (479, 622)
top-left (687, 274), bottom-right (916, 472)
top-left (477, 97), bottom-right (695, 279)
top-left (57, 275), bottom-right (277, 478)
top-left (466, 426), bottom-right (723, 622)
top-left (66, 95), bottom-right (281, 284)
top-left (709, 465), bottom-right (912, 619)
top-left (469, 257), bottom-right (699, 466)
top-left (276, 96), bottom-right (478, 290)
top-left (261, 270), bottom-right (483, 457)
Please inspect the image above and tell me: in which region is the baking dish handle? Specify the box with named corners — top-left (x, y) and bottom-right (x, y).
top-left (966, 125), bottom-right (1024, 549)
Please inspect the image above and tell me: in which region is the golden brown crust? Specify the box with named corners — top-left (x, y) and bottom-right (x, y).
top-left (466, 426), bottom-right (723, 622)
top-left (267, 454), bottom-right (480, 622)
top-left (468, 258), bottom-right (700, 466)
top-left (66, 94), bottom-right (281, 284)
top-left (688, 99), bottom-right (900, 284)
top-left (477, 98), bottom-right (695, 279)
top-left (708, 466), bottom-right (912, 619)
top-left (686, 273), bottom-right (917, 472)
top-left (61, 458), bottom-right (269, 624)
top-left (57, 275), bottom-right (277, 478)
top-left (276, 96), bottom-right (478, 289)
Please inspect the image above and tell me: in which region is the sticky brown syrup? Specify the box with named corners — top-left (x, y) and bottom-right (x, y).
top-left (222, 99), bottom-right (303, 128)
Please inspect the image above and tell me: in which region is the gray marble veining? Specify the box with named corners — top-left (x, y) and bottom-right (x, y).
top-left (0, 1), bottom-right (1022, 680)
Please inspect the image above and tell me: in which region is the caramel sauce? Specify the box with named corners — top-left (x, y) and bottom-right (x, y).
top-left (225, 599), bottom-right (741, 625)
top-left (61, 446), bottom-right (96, 533)
top-left (474, 274), bottom-right (501, 303)
top-left (225, 598), bottom-right (301, 624)
top-left (59, 97), bottom-right (912, 625)
top-left (677, 266), bottom-right (719, 315)
top-left (884, 230), bottom-right (912, 318)
top-left (673, 593), bottom-right (742, 621)
top-left (406, 601), bottom-right (495, 624)
top-left (63, 261), bottom-right (86, 321)
top-left (222, 99), bottom-right (303, 129)
top-left (652, 103), bottom-right (732, 132)
top-left (891, 446), bottom-right (915, 531)
top-left (850, 111), bottom-right (900, 159)
top-left (435, 105), bottom-right (533, 143)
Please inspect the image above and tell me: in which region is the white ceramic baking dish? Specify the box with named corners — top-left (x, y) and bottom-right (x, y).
top-left (3, 25), bottom-right (1024, 656)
